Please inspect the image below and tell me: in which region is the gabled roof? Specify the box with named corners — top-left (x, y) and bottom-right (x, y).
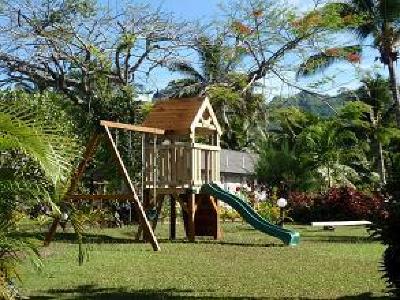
top-left (142, 97), bottom-right (221, 135)
top-left (220, 149), bottom-right (258, 174)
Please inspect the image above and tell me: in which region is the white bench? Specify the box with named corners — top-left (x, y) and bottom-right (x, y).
top-left (311, 221), bottom-right (372, 227)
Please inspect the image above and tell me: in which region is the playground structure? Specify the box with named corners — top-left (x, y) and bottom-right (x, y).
top-left (137, 97), bottom-right (223, 242)
top-left (45, 97), bottom-right (299, 249)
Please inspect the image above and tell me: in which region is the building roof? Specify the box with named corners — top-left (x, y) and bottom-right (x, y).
top-left (142, 97), bottom-right (203, 132)
top-left (142, 97), bottom-right (221, 135)
top-left (220, 149), bottom-right (258, 175)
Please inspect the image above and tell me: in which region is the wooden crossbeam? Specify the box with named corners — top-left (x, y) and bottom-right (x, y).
top-left (100, 120), bottom-right (165, 135)
top-left (68, 194), bottom-right (134, 201)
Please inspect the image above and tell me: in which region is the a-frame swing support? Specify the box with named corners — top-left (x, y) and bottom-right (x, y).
top-left (44, 120), bottom-right (165, 252)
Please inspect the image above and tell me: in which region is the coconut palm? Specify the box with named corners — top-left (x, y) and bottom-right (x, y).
top-left (298, 0), bottom-right (400, 128)
top-left (163, 36), bottom-right (242, 98)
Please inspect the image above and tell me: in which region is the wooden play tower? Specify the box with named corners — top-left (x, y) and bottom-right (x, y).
top-left (44, 96), bottom-right (223, 249)
top-left (139, 97), bottom-right (222, 241)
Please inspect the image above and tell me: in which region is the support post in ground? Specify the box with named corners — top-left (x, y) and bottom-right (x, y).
top-left (187, 194), bottom-right (196, 242)
top-left (170, 194), bottom-right (177, 240)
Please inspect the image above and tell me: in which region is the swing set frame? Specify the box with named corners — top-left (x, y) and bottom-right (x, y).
top-left (44, 120), bottom-right (165, 251)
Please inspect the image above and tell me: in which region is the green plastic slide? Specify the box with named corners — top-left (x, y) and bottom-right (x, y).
top-left (200, 183), bottom-right (300, 246)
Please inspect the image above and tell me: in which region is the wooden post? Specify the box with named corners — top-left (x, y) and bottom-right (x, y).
top-left (211, 196), bottom-right (222, 240)
top-left (135, 190), bottom-right (149, 241)
top-left (151, 194), bottom-right (164, 231)
top-left (141, 134), bottom-right (145, 200)
top-left (153, 135), bottom-right (157, 206)
top-left (44, 217), bottom-right (61, 246)
top-left (104, 125), bottom-right (160, 251)
top-left (187, 193), bottom-right (196, 242)
top-left (170, 194), bottom-right (176, 240)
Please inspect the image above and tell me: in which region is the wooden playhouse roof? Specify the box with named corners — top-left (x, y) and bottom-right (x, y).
top-left (142, 97), bottom-right (221, 134)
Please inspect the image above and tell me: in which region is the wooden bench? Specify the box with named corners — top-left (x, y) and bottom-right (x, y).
top-left (311, 221), bottom-right (372, 230)
top-left (311, 221), bottom-right (372, 226)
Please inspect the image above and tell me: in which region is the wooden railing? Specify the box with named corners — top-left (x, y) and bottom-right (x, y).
top-left (144, 144), bottom-right (220, 188)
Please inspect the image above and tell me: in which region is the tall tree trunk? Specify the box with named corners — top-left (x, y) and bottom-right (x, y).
top-left (376, 140), bottom-right (387, 186)
top-left (327, 165), bottom-right (332, 189)
top-left (387, 56), bottom-right (400, 128)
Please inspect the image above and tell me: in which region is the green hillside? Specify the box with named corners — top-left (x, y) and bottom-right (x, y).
top-left (268, 90), bottom-right (355, 117)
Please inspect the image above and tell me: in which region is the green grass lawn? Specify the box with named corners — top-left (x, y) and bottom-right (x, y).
top-left (18, 222), bottom-right (390, 299)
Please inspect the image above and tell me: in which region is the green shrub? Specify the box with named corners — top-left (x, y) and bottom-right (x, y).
top-left (256, 202), bottom-right (281, 223)
top-left (288, 187), bottom-right (384, 223)
top-left (370, 198), bottom-right (400, 297)
top-left (219, 207), bottom-right (240, 222)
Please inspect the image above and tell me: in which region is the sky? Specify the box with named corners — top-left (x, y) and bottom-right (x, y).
top-left (109, 0), bottom-right (395, 100)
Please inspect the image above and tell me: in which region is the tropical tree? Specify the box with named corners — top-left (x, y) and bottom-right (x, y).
top-left (0, 91), bottom-right (81, 298)
top-left (0, 184), bottom-right (42, 300)
top-left (298, 118), bottom-right (365, 189)
top-left (299, 0), bottom-right (400, 128)
top-left (267, 107), bottom-right (318, 149)
top-left (353, 76), bottom-right (400, 185)
top-left (256, 140), bottom-right (305, 191)
top-left (0, 0), bottom-right (188, 129)
top-left (163, 36), bottom-right (244, 97)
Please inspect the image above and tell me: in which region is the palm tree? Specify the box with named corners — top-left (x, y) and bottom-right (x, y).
top-left (163, 36), bottom-right (241, 98)
top-left (0, 91), bottom-right (80, 298)
top-left (298, 120), bottom-right (362, 189)
top-left (355, 76), bottom-right (400, 185)
top-left (255, 139), bottom-right (304, 190)
top-left (298, 0), bottom-right (400, 128)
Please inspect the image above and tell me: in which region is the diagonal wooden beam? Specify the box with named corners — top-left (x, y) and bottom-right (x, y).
top-left (67, 133), bottom-right (102, 194)
top-left (103, 125), bottom-right (160, 251)
top-left (44, 133), bottom-right (102, 246)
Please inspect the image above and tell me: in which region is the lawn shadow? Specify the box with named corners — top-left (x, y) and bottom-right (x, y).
top-left (27, 286), bottom-right (393, 300)
top-left (301, 234), bottom-right (374, 244)
top-left (156, 238), bottom-right (283, 248)
top-left (195, 240), bottom-right (283, 248)
top-left (11, 231), bottom-right (139, 244)
top-left (12, 231), bottom-right (283, 248)
top-left (13, 228), bottom-right (376, 247)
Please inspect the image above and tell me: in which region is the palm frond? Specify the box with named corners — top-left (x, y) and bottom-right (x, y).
top-left (0, 94), bottom-right (81, 189)
top-left (167, 62), bottom-right (204, 82)
top-left (378, 0), bottom-right (400, 23)
top-left (297, 52), bottom-right (338, 77)
top-left (297, 45), bottom-right (362, 77)
top-left (163, 79), bottom-right (203, 98)
top-left (320, 1), bottom-right (374, 39)
top-left (351, 0), bottom-right (375, 15)
top-left (196, 36), bottom-right (224, 82)
top-left (0, 209), bottom-right (42, 300)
